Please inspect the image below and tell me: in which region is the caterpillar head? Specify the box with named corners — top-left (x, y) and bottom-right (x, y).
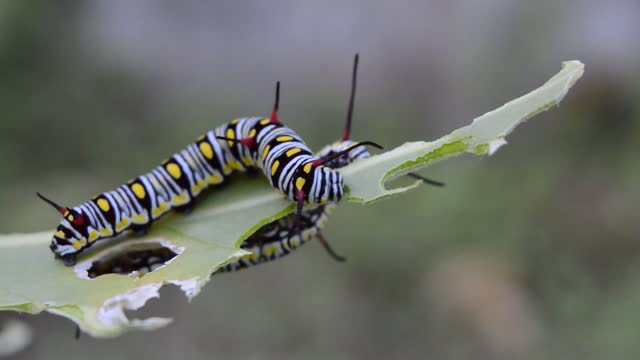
top-left (37, 193), bottom-right (88, 266)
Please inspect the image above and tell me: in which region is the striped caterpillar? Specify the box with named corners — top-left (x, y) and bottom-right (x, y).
top-left (38, 55), bottom-right (383, 266)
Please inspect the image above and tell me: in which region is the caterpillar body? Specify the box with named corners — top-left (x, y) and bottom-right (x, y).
top-left (39, 118), bottom-right (275, 265)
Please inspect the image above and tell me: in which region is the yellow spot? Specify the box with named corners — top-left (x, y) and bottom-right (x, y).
top-left (152, 202), bottom-right (169, 218)
top-left (260, 118), bottom-right (271, 125)
top-left (132, 213), bottom-right (147, 223)
top-left (225, 128), bottom-right (236, 147)
top-left (271, 160), bottom-right (280, 176)
top-left (100, 228), bottom-right (113, 236)
top-left (263, 245), bottom-right (277, 257)
top-left (166, 163), bottom-right (181, 179)
top-left (171, 193), bottom-right (189, 206)
top-left (191, 180), bottom-right (206, 194)
top-left (231, 118), bottom-right (240, 124)
top-left (63, 210), bottom-right (70, 217)
top-left (55, 230), bottom-right (65, 238)
top-left (242, 251), bottom-right (258, 261)
top-left (296, 177), bottom-right (306, 190)
top-left (241, 155), bottom-right (254, 166)
top-left (277, 135), bottom-right (293, 142)
top-left (72, 239), bottom-right (84, 250)
top-left (196, 134), bottom-right (205, 141)
top-left (229, 160), bottom-right (243, 170)
top-left (303, 163), bottom-right (313, 174)
top-left (131, 183), bottom-right (146, 199)
top-left (116, 218), bottom-right (130, 232)
top-left (206, 174), bottom-right (223, 184)
top-left (223, 161), bottom-right (241, 172)
top-left (88, 230), bottom-right (99, 242)
top-left (290, 238), bottom-right (300, 248)
top-left (199, 142), bottom-right (214, 159)
top-left (249, 128), bottom-right (257, 137)
top-left (262, 145), bottom-right (271, 160)
top-left (97, 198), bottom-right (110, 212)
top-left (67, 214), bottom-right (74, 222)
top-left (286, 148), bottom-right (301, 157)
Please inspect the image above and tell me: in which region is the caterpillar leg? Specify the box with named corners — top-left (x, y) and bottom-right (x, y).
top-left (61, 253), bottom-right (77, 266)
top-left (316, 233), bottom-right (346, 262)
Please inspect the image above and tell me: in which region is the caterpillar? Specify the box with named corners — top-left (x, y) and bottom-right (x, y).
top-left (216, 140), bottom-right (369, 273)
top-left (38, 55), bottom-right (383, 266)
top-left (217, 56), bottom-right (444, 273)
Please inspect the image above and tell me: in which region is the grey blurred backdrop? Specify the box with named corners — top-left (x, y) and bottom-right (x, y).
top-left (1, 1), bottom-right (639, 359)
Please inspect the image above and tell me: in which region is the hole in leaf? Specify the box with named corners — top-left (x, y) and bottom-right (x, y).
top-left (86, 243), bottom-right (178, 279)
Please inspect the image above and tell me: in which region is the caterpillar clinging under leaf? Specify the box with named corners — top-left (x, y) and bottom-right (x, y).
top-left (217, 55), bottom-right (444, 273)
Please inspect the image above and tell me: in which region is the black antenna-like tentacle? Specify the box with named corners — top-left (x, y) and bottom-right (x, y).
top-left (316, 233), bottom-right (346, 262)
top-left (270, 81), bottom-right (280, 124)
top-left (36, 192), bottom-right (66, 214)
top-left (342, 53), bottom-right (359, 140)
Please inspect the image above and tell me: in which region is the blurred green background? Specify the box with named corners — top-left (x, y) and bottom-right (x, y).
top-left (1, 1), bottom-right (639, 359)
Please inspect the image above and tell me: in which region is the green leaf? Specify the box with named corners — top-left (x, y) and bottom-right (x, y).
top-left (0, 61), bottom-right (584, 337)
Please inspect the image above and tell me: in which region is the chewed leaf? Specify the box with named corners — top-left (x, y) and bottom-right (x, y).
top-left (0, 61), bottom-right (583, 337)
top-left (341, 60), bottom-right (584, 203)
top-left (0, 180), bottom-right (289, 338)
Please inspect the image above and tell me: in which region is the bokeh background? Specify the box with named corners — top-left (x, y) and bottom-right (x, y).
top-left (1, 1), bottom-right (639, 359)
